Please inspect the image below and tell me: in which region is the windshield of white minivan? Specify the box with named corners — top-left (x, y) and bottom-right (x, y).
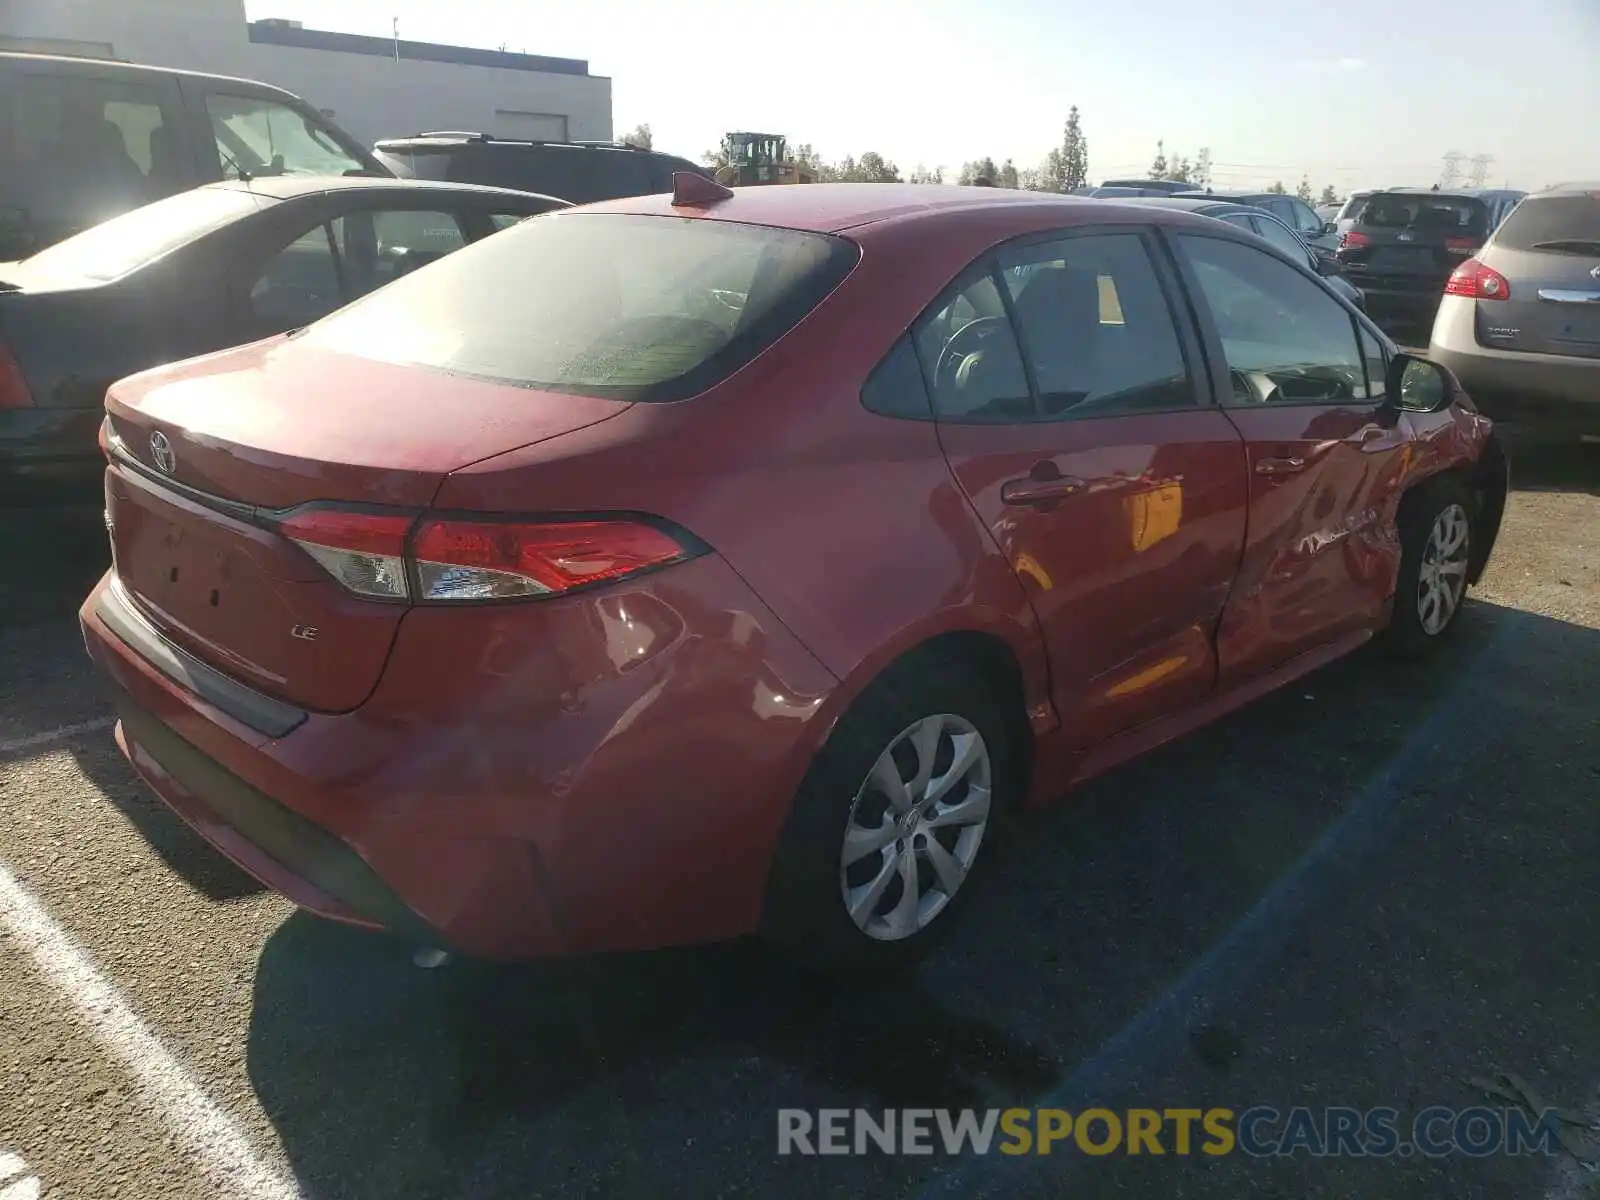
top-left (302, 213), bottom-right (858, 401)
top-left (205, 94), bottom-right (369, 179)
top-left (18, 186), bottom-right (262, 282)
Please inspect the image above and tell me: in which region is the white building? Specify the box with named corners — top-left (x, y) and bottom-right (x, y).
top-left (0, 0), bottom-right (613, 145)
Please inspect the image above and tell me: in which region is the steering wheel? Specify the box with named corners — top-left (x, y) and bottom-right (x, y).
top-left (934, 317), bottom-right (1007, 391)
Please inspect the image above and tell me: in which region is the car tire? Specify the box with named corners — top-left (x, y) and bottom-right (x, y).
top-left (1384, 474), bottom-right (1474, 657)
top-left (760, 654), bottom-right (1017, 973)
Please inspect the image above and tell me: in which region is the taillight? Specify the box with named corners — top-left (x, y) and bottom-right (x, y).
top-left (280, 508), bottom-right (697, 602)
top-left (1444, 259), bottom-right (1511, 300)
top-left (0, 340), bottom-right (32, 410)
top-left (280, 508), bottom-right (415, 599)
top-left (1339, 230), bottom-right (1371, 250)
top-left (1445, 236), bottom-right (1477, 254)
top-left (412, 518), bottom-right (692, 600)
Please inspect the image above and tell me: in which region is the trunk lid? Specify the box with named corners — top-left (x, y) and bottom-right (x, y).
top-left (104, 336), bottom-right (631, 712)
top-left (1339, 192), bottom-right (1489, 285)
top-left (1476, 194), bottom-right (1600, 360)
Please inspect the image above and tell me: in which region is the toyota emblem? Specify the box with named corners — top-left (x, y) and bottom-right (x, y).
top-left (149, 431), bottom-right (176, 475)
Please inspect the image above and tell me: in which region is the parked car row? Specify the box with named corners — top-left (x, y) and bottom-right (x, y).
top-left (0, 51), bottom-right (714, 261)
top-left (0, 50), bottom-right (716, 494)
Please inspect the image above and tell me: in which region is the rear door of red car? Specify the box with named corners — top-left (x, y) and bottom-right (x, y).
top-left (1168, 231), bottom-right (1412, 686)
top-left (926, 227), bottom-right (1249, 752)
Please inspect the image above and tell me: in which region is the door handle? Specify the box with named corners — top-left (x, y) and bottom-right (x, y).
top-left (1255, 456), bottom-right (1308, 477)
top-left (1000, 474), bottom-right (1086, 506)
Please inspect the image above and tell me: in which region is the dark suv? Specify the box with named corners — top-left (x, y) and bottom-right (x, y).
top-left (373, 133), bottom-right (710, 204)
top-left (1335, 188), bottom-right (1526, 330)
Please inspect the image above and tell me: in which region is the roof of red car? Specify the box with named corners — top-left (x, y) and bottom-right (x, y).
top-left (576, 182), bottom-right (1099, 234)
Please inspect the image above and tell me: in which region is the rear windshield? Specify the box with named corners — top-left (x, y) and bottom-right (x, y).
top-left (1354, 192), bottom-right (1488, 236)
top-left (1492, 194), bottom-right (1600, 254)
top-left (17, 185), bottom-right (262, 281)
top-left (302, 212), bottom-right (859, 401)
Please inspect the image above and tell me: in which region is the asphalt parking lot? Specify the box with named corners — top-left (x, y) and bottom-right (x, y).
top-left (1, 436), bottom-right (1596, 1200)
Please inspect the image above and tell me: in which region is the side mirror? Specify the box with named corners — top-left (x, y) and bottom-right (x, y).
top-left (1383, 353), bottom-right (1459, 414)
top-left (1323, 220), bottom-right (1338, 236)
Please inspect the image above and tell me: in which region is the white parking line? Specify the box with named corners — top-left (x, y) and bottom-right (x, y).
top-left (0, 1151), bottom-right (40, 1200)
top-left (0, 718), bottom-right (114, 757)
top-left (0, 861), bottom-right (300, 1200)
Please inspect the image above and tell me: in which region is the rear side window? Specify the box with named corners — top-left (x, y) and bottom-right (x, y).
top-left (998, 233), bottom-right (1194, 417)
top-left (1252, 214), bottom-right (1312, 261)
top-left (303, 212), bottom-right (858, 401)
top-left (1492, 195), bottom-right (1600, 254)
top-left (861, 336), bottom-right (933, 420)
top-left (1357, 193), bottom-right (1488, 236)
top-left (0, 70), bottom-right (185, 254)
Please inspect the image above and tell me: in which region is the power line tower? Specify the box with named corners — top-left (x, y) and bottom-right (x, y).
top-left (1468, 154), bottom-right (1494, 187)
top-left (1440, 150), bottom-right (1466, 188)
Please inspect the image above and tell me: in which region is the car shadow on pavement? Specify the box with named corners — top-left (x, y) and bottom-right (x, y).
top-left (1504, 432), bottom-right (1600, 497)
top-left (0, 501), bottom-right (107, 633)
top-left (244, 598), bottom-right (1600, 1200)
top-left (67, 733), bottom-right (268, 903)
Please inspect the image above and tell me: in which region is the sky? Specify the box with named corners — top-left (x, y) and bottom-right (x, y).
top-left (244, 0), bottom-right (1596, 193)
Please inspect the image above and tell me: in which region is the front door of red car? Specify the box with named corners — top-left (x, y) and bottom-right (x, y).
top-left (922, 229), bottom-right (1249, 751)
top-left (1170, 233), bottom-right (1413, 687)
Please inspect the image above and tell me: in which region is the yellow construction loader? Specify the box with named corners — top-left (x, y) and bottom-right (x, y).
top-left (713, 132), bottom-right (814, 187)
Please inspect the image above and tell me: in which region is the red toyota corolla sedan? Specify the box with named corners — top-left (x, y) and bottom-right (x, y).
top-left (80, 178), bottom-right (1508, 970)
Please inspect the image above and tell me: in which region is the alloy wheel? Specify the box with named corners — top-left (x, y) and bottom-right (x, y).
top-left (1417, 502), bottom-right (1471, 636)
top-left (839, 713), bottom-right (993, 941)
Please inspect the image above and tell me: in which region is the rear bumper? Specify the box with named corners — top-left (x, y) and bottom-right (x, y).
top-left (0, 409), bottom-right (104, 496)
top-left (1430, 296), bottom-right (1600, 428)
top-left (80, 554), bottom-right (839, 960)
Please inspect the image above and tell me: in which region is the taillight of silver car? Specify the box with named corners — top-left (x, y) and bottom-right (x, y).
top-left (1444, 259), bottom-right (1511, 300)
top-left (278, 508), bottom-right (700, 602)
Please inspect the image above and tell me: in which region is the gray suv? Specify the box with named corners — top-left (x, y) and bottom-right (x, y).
top-left (1429, 182), bottom-right (1600, 432)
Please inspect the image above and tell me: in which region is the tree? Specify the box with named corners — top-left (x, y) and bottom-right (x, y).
top-left (834, 151), bottom-right (900, 183)
top-left (1040, 147), bottom-right (1067, 192)
top-left (908, 163), bottom-right (945, 184)
top-left (998, 158), bottom-right (1019, 189)
top-left (1018, 166), bottom-right (1046, 191)
top-left (789, 143), bottom-right (830, 180)
top-left (1266, 180), bottom-right (1288, 195)
top-left (1169, 155), bottom-right (1193, 184)
top-left (1061, 106), bottom-right (1088, 191)
top-left (1319, 183), bottom-right (1340, 206)
top-left (1296, 175), bottom-right (1313, 202)
top-left (959, 157), bottom-right (1000, 186)
top-left (1193, 147), bottom-right (1212, 189)
top-left (1150, 138), bottom-right (1169, 179)
top-left (619, 123), bottom-right (652, 150)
